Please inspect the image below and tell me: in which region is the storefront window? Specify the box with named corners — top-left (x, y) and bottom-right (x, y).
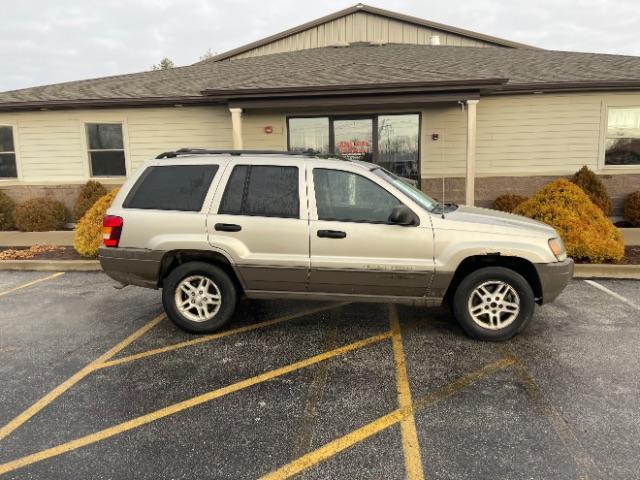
top-left (288, 113), bottom-right (420, 184)
top-left (288, 117), bottom-right (329, 154)
top-left (378, 114), bottom-right (419, 180)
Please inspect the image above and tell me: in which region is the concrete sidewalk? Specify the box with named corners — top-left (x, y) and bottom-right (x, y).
top-left (0, 230), bottom-right (74, 247)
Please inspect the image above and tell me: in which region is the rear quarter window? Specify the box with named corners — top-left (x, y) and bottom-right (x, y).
top-left (123, 164), bottom-right (219, 211)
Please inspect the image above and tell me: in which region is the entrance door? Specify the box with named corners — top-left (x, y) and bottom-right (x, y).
top-left (332, 118), bottom-right (374, 162)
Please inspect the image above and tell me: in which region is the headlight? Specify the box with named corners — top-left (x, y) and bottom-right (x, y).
top-left (548, 237), bottom-right (566, 261)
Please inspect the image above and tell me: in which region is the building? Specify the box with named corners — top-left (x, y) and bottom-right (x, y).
top-left (1, 4), bottom-right (639, 215)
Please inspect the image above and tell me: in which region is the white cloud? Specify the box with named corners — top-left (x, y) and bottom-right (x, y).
top-left (1, 0), bottom-right (638, 91)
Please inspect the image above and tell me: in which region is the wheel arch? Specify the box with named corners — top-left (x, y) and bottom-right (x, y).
top-left (443, 255), bottom-right (542, 306)
top-left (158, 249), bottom-right (245, 293)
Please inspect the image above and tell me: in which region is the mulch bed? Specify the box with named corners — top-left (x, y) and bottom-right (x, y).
top-left (0, 246), bottom-right (89, 261)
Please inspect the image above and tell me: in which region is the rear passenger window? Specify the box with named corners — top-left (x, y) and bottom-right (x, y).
top-left (123, 165), bottom-right (218, 211)
top-left (219, 165), bottom-right (299, 218)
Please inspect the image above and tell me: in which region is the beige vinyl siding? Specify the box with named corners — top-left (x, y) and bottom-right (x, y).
top-left (231, 11), bottom-right (489, 60)
top-left (0, 106), bottom-right (232, 184)
top-left (421, 91), bottom-right (640, 179)
top-left (242, 112), bottom-right (287, 150)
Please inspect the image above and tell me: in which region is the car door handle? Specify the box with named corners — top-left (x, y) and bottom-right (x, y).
top-left (317, 229), bottom-right (346, 239)
top-left (214, 223), bottom-right (242, 232)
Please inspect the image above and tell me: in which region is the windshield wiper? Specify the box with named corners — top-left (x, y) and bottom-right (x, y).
top-left (431, 202), bottom-right (459, 214)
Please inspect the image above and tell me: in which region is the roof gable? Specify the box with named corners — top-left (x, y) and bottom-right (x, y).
top-left (205, 3), bottom-right (537, 62)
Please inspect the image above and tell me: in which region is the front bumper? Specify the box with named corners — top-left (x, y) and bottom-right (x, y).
top-left (534, 258), bottom-right (574, 304)
top-left (98, 247), bottom-right (164, 289)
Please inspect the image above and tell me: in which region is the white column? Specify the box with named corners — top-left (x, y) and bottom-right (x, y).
top-left (465, 99), bottom-right (479, 206)
top-left (229, 107), bottom-right (243, 150)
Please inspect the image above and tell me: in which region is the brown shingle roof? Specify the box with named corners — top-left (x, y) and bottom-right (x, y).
top-left (1, 44), bottom-right (640, 109)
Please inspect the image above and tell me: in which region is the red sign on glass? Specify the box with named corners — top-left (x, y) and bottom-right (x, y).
top-left (338, 140), bottom-right (370, 154)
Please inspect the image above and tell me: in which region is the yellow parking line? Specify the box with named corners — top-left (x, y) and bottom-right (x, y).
top-left (0, 272), bottom-right (64, 298)
top-left (0, 332), bottom-right (390, 476)
top-left (0, 313), bottom-right (164, 442)
top-left (261, 357), bottom-right (515, 480)
top-left (500, 347), bottom-right (599, 479)
top-left (97, 303), bottom-right (348, 370)
top-left (389, 306), bottom-right (424, 480)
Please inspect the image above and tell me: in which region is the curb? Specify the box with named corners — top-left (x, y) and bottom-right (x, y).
top-left (573, 264), bottom-right (640, 279)
top-left (0, 260), bottom-right (101, 271)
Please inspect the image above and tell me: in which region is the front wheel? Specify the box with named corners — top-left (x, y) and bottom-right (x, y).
top-left (162, 261), bottom-right (237, 333)
top-left (452, 267), bottom-right (535, 341)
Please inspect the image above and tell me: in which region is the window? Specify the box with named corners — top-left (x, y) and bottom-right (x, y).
top-left (287, 114), bottom-right (421, 184)
top-left (605, 107), bottom-right (640, 166)
top-left (0, 126), bottom-right (17, 178)
top-left (219, 165), bottom-right (299, 218)
top-left (86, 123), bottom-right (126, 176)
top-left (313, 169), bottom-right (400, 223)
top-left (288, 117), bottom-right (329, 154)
top-left (123, 165), bottom-right (219, 211)
top-left (378, 114), bottom-right (420, 179)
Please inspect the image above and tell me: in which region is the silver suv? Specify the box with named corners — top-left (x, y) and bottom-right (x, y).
top-left (99, 149), bottom-right (573, 341)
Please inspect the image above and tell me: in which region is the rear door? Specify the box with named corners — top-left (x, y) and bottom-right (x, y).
top-left (308, 164), bottom-right (434, 297)
top-left (207, 159), bottom-right (309, 292)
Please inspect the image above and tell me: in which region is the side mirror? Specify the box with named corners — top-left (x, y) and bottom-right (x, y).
top-left (388, 204), bottom-right (419, 226)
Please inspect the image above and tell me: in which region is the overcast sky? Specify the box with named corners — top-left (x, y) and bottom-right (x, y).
top-left (2, 0), bottom-right (639, 92)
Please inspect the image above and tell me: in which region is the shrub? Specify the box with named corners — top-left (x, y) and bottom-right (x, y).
top-left (623, 191), bottom-right (640, 227)
top-left (0, 191), bottom-right (16, 230)
top-left (74, 188), bottom-right (119, 257)
top-left (571, 165), bottom-right (612, 215)
top-left (514, 179), bottom-right (624, 263)
top-left (14, 198), bottom-right (69, 232)
top-left (73, 180), bottom-right (107, 220)
top-left (493, 194), bottom-right (528, 213)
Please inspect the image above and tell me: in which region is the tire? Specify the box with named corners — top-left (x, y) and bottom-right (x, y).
top-left (452, 267), bottom-right (535, 341)
top-left (162, 261), bottom-right (237, 333)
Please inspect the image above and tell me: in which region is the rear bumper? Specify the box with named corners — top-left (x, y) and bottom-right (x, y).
top-left (98, 247), bottom-right (164, 289)
top-left (534, 258), bottom-right (574, 304)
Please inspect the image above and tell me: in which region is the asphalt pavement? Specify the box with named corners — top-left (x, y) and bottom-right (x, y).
top-left (0, 272), bottom-right (639, 479)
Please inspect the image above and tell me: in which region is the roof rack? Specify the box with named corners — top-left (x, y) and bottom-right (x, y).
top-left (155, 148), bottom-right (320, 159)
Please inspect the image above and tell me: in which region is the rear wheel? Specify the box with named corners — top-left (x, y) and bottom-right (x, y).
top-left (452, 267), bottom-right (535, 341)
top-left (162, 261), bottom-right (237, 333)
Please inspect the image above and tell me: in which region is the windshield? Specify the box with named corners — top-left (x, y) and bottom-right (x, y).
top-left (372, 168), bottom-right (439, 212)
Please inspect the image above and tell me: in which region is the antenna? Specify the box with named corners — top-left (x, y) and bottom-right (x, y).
top-left (441, 128), bottom-right (446, 219)
top-left (441, 177), bottom-right (446, 219)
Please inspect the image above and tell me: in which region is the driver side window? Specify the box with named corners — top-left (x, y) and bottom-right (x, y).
top-left (313, 168), bottom-right (399, 223)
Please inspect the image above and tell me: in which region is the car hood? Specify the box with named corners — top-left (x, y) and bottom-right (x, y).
top-left (445, 205), bottom-right (556, 236)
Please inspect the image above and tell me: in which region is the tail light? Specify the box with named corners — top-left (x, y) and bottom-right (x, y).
top-left (102, 215), bottom-right (123, 248)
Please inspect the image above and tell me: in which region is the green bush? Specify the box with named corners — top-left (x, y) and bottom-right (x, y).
top-left (514, 179), bottom-right (624, 263)
top-left (73, 180), bottom-right (107, 220)
top-left (14, 198), bottom-right (69, 232)
top-left (493, 194), bottom-right (528, 213)
top-left (571, 165), bottom-right (612, 215)
top-left (623, 191), bottom-right (640, 227)
top-left (0, 191), bottom-right (16, 230)
top-left (74, 189), bottom-right (119, 257)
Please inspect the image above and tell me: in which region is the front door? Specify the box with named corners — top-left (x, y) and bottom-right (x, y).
top-left (333, 117), bottom-right (374, 162)
top-left (307, 164), bottom-right (434, 297)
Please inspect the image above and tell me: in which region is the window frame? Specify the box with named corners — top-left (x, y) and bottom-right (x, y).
top-left (0, 124), bottom-right (19, 180)
top-left (311, 167), bottom-right (413, 225)
top-left (217, 164), bottom-right (301, 219)
top-left (286, 112), bottom-right (422, 186)
top-left (85, 122), bottom-right (128, 178)
top-left (601, 105), bottom-right (640, 170)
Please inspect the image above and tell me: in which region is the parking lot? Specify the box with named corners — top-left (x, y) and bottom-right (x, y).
top-left (0, 272), bottom-right (639, 479)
